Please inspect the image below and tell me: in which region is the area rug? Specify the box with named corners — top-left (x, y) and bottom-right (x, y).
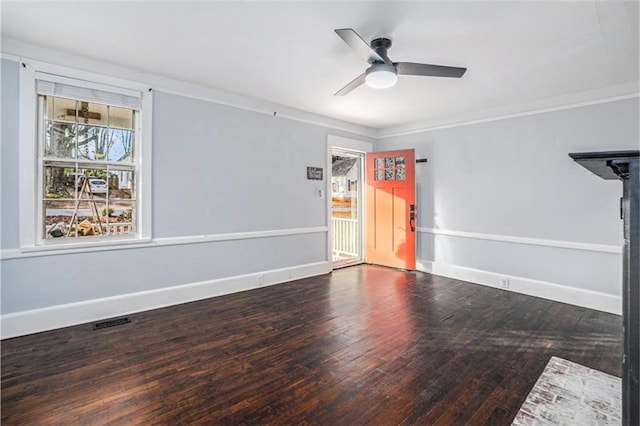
top-left (511, 356), bottom-right (621, 425)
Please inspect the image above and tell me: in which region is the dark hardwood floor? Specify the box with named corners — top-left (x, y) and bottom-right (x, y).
top-left (1, 265), bottom-right (622, 425)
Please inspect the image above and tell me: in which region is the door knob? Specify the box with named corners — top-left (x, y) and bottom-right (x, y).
top-left (409, 204), bottom-right (416, 232)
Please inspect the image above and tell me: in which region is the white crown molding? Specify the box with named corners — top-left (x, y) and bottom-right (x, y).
top-left (1, 38), bottom-right (378, 139)
top-left (0, 226), bottom-right (329, 260)
top-left (1, 261), bottom-right (331, 339)
top-left (0, 51), bottom-right (20, 62)
top-left (417, 260), bottom-right (621, 315)
top-left (417, 227), bottom-right (622, 254)
top-left (378, 83), bottom-right (640, 139)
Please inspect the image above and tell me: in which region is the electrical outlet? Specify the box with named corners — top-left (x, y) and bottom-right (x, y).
top-left (257, 275), bottom-right (265, 285)
top-left (501, 278), bottom-right (510, 289)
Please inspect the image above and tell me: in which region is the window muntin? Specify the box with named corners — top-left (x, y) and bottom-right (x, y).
top-left (39, 94), bottom-right (138, 242)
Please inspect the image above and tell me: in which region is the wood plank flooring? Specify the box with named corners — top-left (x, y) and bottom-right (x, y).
top-left (1, 265), bottom-right (622, 425)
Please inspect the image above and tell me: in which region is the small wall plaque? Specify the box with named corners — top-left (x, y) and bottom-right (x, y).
top-left (307, 166), bottom-right (323, 180)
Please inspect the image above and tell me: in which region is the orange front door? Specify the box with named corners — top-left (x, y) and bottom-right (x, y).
top-left (366, 149), bottom-right (416, 270)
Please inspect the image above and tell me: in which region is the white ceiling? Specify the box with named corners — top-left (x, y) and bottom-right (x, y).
top-left (2, 1), bottom-right (638, 131)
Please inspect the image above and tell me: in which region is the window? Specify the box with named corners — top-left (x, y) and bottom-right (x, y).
top-left (373, 156), bottom-right (406, 181)
top-left (20, 63), bottom-right (152, 250)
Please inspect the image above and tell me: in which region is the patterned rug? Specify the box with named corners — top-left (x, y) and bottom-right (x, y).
top-left (512, 356), bottom-right (621, 425)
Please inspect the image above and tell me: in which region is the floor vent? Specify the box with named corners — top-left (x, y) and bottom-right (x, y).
top-left (93, 316), bottom-right (131, 330)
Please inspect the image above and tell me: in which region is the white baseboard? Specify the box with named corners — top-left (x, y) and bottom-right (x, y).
top-left (1, 261), bottom-right (331, 339)
top-left (416, 260), bottom-right (621, 315)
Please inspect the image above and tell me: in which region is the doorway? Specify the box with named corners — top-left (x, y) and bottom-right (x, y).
top-left (331, 148), bottom-right (364, 268)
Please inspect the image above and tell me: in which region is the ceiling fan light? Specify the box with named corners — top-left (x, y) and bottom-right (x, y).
top-left (365, 64), bottom-right (398, 89)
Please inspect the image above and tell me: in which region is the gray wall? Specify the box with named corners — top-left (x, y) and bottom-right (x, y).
top-left (152, 92), bottom-right (326, 236)
top-left (376, 98), bottom-right (639, 296)
top-left (1, 59), bottom-right (20, 250)
top-left (0, 58), bottom-right (363, 314)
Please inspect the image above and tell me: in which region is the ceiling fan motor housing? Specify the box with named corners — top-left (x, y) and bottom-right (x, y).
top-left (370, 37), bottom-right (393, 63)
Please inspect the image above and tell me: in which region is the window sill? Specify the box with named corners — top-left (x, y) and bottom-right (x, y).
top-left (3, 237), bottom-right (153, 260)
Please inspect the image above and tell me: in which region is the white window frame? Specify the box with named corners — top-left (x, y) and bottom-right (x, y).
top-left (19, 60), bottom-right (152, 252)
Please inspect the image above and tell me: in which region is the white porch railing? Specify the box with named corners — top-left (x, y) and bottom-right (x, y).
top-left (332, 217), bottom-right (359, 259)
top-left (104, 222), bottom-right (134, 235)
top-left (46, 221), bottom-right (134, 238)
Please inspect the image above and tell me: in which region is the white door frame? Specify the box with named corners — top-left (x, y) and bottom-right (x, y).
top-left (326, 135), bottom-right (372, 267)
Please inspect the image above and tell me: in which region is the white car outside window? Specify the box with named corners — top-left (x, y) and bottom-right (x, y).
top-left (88, 178), bottom-right (107, 194)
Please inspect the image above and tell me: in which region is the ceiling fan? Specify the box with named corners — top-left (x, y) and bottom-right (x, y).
top-left (334, 28), bottom-right (467, 96)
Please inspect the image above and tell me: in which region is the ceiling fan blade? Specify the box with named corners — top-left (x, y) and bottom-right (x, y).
top-left (335, 28), bottom-right (390, 65)
top-left (394, 62), bottom-right (467, 78)
top-left (334, 73), bottom-right (366, 96)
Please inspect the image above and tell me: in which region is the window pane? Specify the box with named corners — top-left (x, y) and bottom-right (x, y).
top-left (77, 125), bottom-right (109, 161)
top-left (108, 128), bottom-right (134, 163)
top-left (75, 201), bottom-right (106, 237)
top-left (106, 201), bottom-right (135, 236)
top-left (78, 102), bottom-right (108, 126)
top-left (375, 170), bottom-right (384, 181)
top-left (108, 169), bottom-right (134, 200)
top-left (43, 165), bottom-right (75, 199)
top-left (44, 200), bottom-right (73, 239)
top-left (385, 169), bottom-right (395, 180)
top-left (76, 168), bottom-right (108, 198)
top-left (63, 168), bottom-right (85, 193)
top-left (109, 106), bottom-right (134, 129)
top-left (374, 158), bottom-right (384, 169)
top-left (45, 122), bottom-right (77, 159)
top-left (51, 97), bottom-right (77, 123)
top-left (396, 157), bottom-right (406, 181)
top-left (385, 157), bottom-right (395, 168)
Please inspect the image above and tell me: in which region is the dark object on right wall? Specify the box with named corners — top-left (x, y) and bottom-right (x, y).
top-left (569, 150), bottom-right (639, 426)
